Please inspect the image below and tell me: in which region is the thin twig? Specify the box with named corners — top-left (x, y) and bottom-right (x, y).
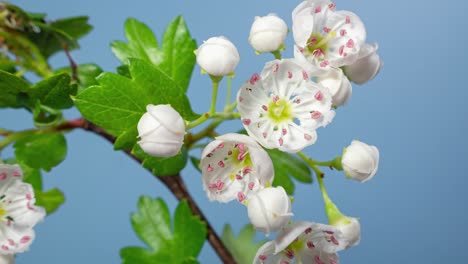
top-left (78, 119), bottom-right (236, 264)
top-left (62, 43), bottom-right (78, 82)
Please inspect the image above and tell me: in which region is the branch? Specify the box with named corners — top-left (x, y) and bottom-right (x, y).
top-left (76, 118), bottom-right (236, 264)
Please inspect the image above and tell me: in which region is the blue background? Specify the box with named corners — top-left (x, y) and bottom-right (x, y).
top-left (2, 0), bottom-right (467, 263)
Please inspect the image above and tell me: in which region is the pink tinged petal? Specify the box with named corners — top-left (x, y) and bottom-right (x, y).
top-left (328, 3), bottom-right (336, 10)
top-left (315, 6), bottom-right (322, 13)
top-left (237, 192), bottom-right (246, 202)
top-left (302, 70), bottom-right (309, 80)
top-left (259, 255), bottom-right (267, 260)
top-left (346, 39), bottom-right (355, 49)
top-left (218, 161), bottom-right (225, 168)
top-left (243, 119), bottom-right (252, 126)
top-left (20, 236), bottom-right (31, 244)
top-left (288, 71), bottom-right (293, 79)
top-left (323, 27), bottom-right (331, 33)
top-left (346, 16), bottom-right (351, 24)
top-left (12, 171), bottom-right (21, 177)
top-left (307, 241), bottom-right (315, 248)
top-left (285, 249), bottom-right (294, 259)
top-left (311, 111), bottom-right (322, 119)
top-left (315, 91), bottom-right (324, 101)
top-left (0, 173), bottom-right (6, 180)
top-left (248, 182), bottom-right (255, 190)
top-left (250, 73), bottom-right (260, 85)
top-left (340, 29), bottom-right (347, 37)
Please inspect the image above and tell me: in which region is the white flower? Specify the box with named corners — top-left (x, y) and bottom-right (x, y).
top-left (0, 164), bottom-right (45, 255)
top-left (137, 104), bottom-right (185, 157)
top-left (334, 217), bottom-right (360, 249)
top-left (200, 133), bottom-right (274, 203)
top-left (292, 0), bottom-right (366, 69)
top-left (343, 43), bottom-right (382, 84)
top-left (317, 67), bottom-right (352, 107)
top-left (0, 254), bottom-right (14, 264)
top-left (341, 140), bottom-right (379, 182)
top-left (195, 36), bottom-right (240, 76)
top-left (237, 59), bottom-right (335, 153)
top-left (247, 186), bottom-right (292, 236)
top-left (249, 14), bottom-right (288, 53)
top-left (254, 221), bottom-right (349, 264)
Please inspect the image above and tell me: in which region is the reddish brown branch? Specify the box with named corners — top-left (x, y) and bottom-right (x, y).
top-left (75, 118), bottom-right (236, 264)
top-left (62, 43), bottom-right (78, 82)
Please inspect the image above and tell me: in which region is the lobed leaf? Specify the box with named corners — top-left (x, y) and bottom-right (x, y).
top-left (221, 224), bottom-right (267, 264)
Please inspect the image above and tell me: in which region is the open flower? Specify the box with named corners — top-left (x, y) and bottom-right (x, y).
top-left (254, 221), bottom-right (348, 264)
top-left (247, 186), bottom-right (292, 236)
top-left (292, 0), bottom-right (366, 69)
top-left (200, 133), bottom-right (274, 203)
top-left (137, 104), bottom-right (185, 158)
top-left (249, 14), bottom-right (288, 54)
top-left (196, 36), bottom-right (240, 77)
top-left (237, 59), bottom-right (335, 153)
top-left (0, 164), bottom-right (45, 255)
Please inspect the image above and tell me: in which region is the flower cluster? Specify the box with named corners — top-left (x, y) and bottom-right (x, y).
top-left (134, 0), bottom-right (381, 263)
top-left (0, 164), bottom-right (45, 263)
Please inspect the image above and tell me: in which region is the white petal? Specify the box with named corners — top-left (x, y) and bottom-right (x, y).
top-left (300, 222), bottom-right (348, 253)
top-left (335, 217), bottom-right (360, 248)
top-left (318, 67), bottom-right (352, 107)
top-left (253, 241), bottom-right (280, 264)
top-left (3, 181), bottom-right (45, 228)
top-left (0, 226), bottom-right (35, 254)
top-left (300, 249), bottom-right (340, 264)
top-left (274, 221), bottom-right (315, 253)
top-left (0, 254), bottom-right (14, 264)
top-left (343, 43), bottom-right (382, 84)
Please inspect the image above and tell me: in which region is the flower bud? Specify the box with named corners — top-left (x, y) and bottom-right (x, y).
top-left (341, 140), bottom-right (379, 182)
top-left (137, 104), bottom-right (185, 157)
top-left (343, 43), bottom-right (382, 85)
top-left (318, 67), bottom-right (352, 107)
top-left (247, 186), bottom-right (292, 236)
top-left (248, 14), bottom-right (288, 53)
top-left (196, 36), bottom-right (240, 77)
top-left (335, 217), bottom-right (361, 248)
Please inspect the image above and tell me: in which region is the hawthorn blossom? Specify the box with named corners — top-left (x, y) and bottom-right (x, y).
top-left (0, 164), bottom-right (45, 256)
top-left (137, 104), bottom-right (185, 157)
top-left (237, 59), bottom-right (335, 153)
top-left (249, 14), bottom-right (288, 53)
top-left (200, 133), bottom-right (274, 203)
top-left (343, 43), bottom-right (382, 84)
top-left (254, 221), bottom-right (349, 264)
top-left (341, 140), bottom-right (379, 182)
top-left (196, 36), bottom-right (240, 76)
top-left (292, 0), bottom-right (366, 70)
top-left (247, 186), bottom-right (292, 236)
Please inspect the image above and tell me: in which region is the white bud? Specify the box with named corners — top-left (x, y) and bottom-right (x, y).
top-left (196, 36), bottom-right (240, 77)
top-left (318, 67), bottom-right (352, 107)
top-left (344, 43), bottom-right (382, 85)
top-left (341, 140), bottom-right (379, 182)
top-left (247, 186), bottom-right (292, 236)
top-left (248, 14), bottom-right (288, 53)
top-left (137, 104), bottom-right (185, 157)
top-left (335, 217), bottom-right (361, 248)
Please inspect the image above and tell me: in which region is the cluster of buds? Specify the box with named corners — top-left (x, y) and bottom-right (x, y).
top-left (135, 0), bottom-right (381, 263)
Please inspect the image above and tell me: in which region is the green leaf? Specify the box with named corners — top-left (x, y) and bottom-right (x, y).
top-left (14, 133), bottom-right (67, 171)
top-left (111, 17), bottom-right (196, 91)
top-left (0, 70), bottom-right (30, 108)
top-left (189, 156), bottom-right (201, 173)
top-left (221, 224), bottom-right (267, 264)
top-left (132, 145), bottom-right (188, 176)
top-left (121, 197), bottom-right (206, 264)
top-left (3, 159), bottom-right (43, 190)
top-left (74, 58), bottom-right (198, 150)
top-left (266, 149), bottom-right (313, 195)
top-left (26, 73), bottom-right (77, 109)
top-left (56, 63), bottom-right (103, 90)
top-left (35, 188), bottom-right (65, 214)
